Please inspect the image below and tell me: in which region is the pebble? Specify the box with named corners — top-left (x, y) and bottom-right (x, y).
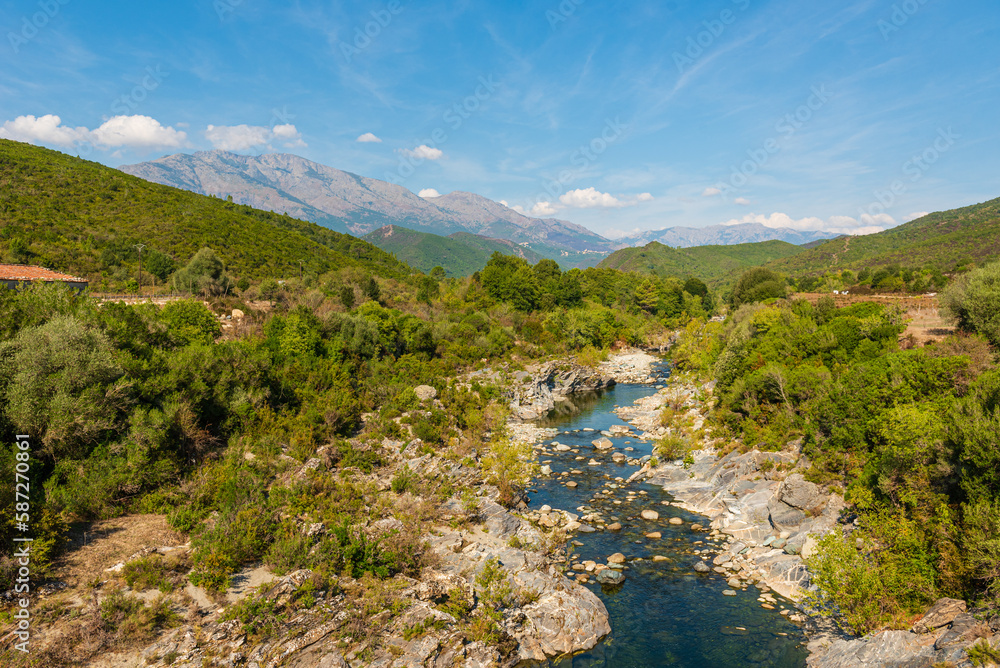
top-left (565, 481), bottom-right (578, 488)
top-left (645, 532), bottom-right (662, 539)
top-left (722, 590), bottom-right (737, 596)
top-left (607, 523), bottom-right (622, 531)
top-left (641, 510), bottom-right (659, 521)
top-left (607, 553), bottom-right (626, 564)
top-left (669, 517), bottom-right (683, 525)
top-left (652, 555), bottom-right (669, 562)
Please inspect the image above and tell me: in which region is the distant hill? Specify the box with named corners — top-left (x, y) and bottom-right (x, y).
top-left (119, 151), bottom-right (615, 255)
top-left (0, 140), bottom-right (410, 282)
top-left (598, 240), bottom-right (805, 284)
top-left (765, 198), bottom-right (1000, 275)
top-left (615, 222), bottom-right (839, 249)
top-left (364, 225), bottom-right (544, 276)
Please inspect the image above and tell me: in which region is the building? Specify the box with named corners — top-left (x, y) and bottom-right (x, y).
top-left (0, 264), bottom-right (89, 293)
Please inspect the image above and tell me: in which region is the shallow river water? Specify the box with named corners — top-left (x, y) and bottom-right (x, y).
top-left (525, 370), bottom-right (809, 667)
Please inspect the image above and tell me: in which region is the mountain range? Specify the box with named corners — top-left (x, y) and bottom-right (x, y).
top-left (118, 151), bottom-right (614, 257)
top-left (614, 223), bottom-right (841, 249)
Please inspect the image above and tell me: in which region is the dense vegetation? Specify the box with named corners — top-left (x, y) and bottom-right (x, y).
top-left (673, 262), bottom-right (1000, 633)
top-left (0, 140), bottom-right (408, 288)
top-left (766, 197), bottom-right (1000, 277)
top-left (598, 240), bottom-right (804, 285)
top-left (363, 225), bottom-right (544, 277)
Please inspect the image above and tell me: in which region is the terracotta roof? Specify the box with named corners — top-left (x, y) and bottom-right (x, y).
top-left (0, 264), bottom-right (88, 283)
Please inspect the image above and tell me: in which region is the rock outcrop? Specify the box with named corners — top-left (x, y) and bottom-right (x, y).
top-left (510, 363), bottom-right (616, 420)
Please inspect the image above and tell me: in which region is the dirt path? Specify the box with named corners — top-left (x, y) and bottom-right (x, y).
top-left (793, 292), bottom-right (954, 345)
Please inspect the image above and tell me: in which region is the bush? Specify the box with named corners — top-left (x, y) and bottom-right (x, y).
top-left (730, 268), bottom-right (787, 307)
top-left (172, 247), bottom-right (232, 296)
top-left (941, 260), bottom-right (1000, 346)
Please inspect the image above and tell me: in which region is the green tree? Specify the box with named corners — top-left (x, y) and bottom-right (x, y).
top-left (635, 278), bottom-right (659, 313)
top-left (480, 253), bottom-right (540, 312)
top-left (730, 268), bottom-right (786, 307)
top-left (340, 285), bottom-right (356, 310)
top-left (161, 299), bottom-right (222, 346)
top-left (941, 260), bottom-right (1000, 346)
top-left (144, 250), bottom-right (176, 283)
top-left (172, 248), bottom-right (231, 296)
top-left (0, 316), bottom-right (126, 460)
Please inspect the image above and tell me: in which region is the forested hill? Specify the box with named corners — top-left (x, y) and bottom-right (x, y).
top-left (597, 239), bottom-right (804, 284)
top-left (766, 197), bottom-right (1000, 275)
top-left (0, 140), bottom-right (410, 282)
top-left (363, 225), bottom-right (544, 276)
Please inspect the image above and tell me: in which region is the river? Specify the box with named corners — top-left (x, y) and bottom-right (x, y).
top-left (525, 366), bottom-right (809, 667)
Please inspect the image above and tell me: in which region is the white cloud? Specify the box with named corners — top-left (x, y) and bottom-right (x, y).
top-left (418, 188), bottom-right (441, 198)
top-left (637, 192), bottom-right (654, 202)
top-left (905, 211), bottom-right (929, 222)
top-left (92, 115), bottom-right (187, 148)
top-left (0, 114), bottom-right (90, 146)
top-left (735, 197), bottom-right (751, 206)
top-left (702, 187), bottom-right (722, 197)
top-left (559, 187), bottom-right (626, 209)
top-left (400, 145), bottom-right (443, 160)
top-left (205, 123), bottom-right (305, 151)
top-left (520, 201), bottom-right (558, 216)
top-left (721, 211), bottom-right (896, 236)
top-left (356, 132), bottom-right (382, 143)
top-left (0, 113), bottom-right (188, 150)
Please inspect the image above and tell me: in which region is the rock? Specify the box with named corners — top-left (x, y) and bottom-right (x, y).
top-left (934, 612), bottom-right (977, 650)
top-left (801, 535), bottom-right (818, 559)
top-left (565, 481), bottom-right (578, 488)
top-left (554, 444), bottom-right (572, 452)
top-left (778, 474), bottom-right (826, 512)
top-left (607, 553), bottom-right (626, 564)
top-left (607, 523), bottom-right (622, 532)
top-left (645, 532), bottom-right (662, 539)
top-left (727, 577), bottom-right (742, 588)
top-left (414, 385), bottom-right (438, 401)
top-left (652, 555), bottom-right (669, 562)
top-left (611, 452), bottom-right (626, 463)
top-left (722, 589), bottom-right (737, 596)
top-left (231, 309), bottom-right (245, 319)
top-left (668, 517), bottom-right (683, 525)
top-left (768, 499), bottom-right (806, 531)
top-left (641, 510), bottom-right (660, 521)
top-left (592, 438), bottom-right (614, 450)
top-left (588, 459), bottom-right (600, 466)
top-left (540, 465), bottom-right (553, 476)
top-left (479, 499), bottom-right (523, 539)
top-left (596, 569), bottom-right (625, 585)
top-left (690, 523), bottom-right (703, 531)
top-left (693, 561), bottom-right (710, 573)
top-left (912, 597), bottom-right (968, 634)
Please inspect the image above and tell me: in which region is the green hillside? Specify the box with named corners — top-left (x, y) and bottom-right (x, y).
top-left (766, 197), bottom-right (1000, 275)
top-left (597, 239), bottom-right (804, 283)
top-left (0, 139), bottom-right (410, 283)
top-left (364, 225), bottom-right (544, 276)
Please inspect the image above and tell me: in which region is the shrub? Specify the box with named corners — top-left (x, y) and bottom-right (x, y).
top-left (730, 268), bottom-right (786, 307)
top-left (967, 639), bottom-right (1000, 667)
top-left (171, 247), bottom-right (231, 296)
top-left (941, 260), bottom-right (1000, 346)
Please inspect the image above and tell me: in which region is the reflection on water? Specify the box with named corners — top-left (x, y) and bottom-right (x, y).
top-left (525, 374), bottom-right (808, 668)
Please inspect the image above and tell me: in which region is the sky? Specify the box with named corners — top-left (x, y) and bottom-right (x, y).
top-left (1, 0), bottom-right (998, 239)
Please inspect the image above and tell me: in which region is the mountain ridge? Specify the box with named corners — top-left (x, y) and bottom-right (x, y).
top-left (615, 222), bottom-right (840, 249)
top-left (119, 150), bottom-right (615, 255)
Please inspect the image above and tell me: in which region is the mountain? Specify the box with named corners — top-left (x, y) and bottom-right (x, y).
top-left (119, 151), bottom-right (615, 256)
top-left (598, 240), bottom-right (805, 284)
top-left (363, 225), bottom-right (544, 276)
top-left (0, 139), bottom-right (409, 282)
top-left (615, 223), bottom-right (839, 249)
top-left (765, 197), bottom-right (1000, 275)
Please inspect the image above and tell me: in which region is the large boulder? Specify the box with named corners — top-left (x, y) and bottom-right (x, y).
top-left (778, 474), bottom-right (826, 512)
top-left (912, 597), bottom-right (967, 634)
top-left (768, 498), bottom-right (806, 531)
top-left (414, 385), bottom-right (438, 401)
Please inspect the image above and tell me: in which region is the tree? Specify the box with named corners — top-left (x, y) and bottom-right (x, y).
top-left (0, 316), bottom-right (126, 460)
top-left (940, 260), bottom-right (1000, 346)
top-left (363, 276), bottom-right (381, 303)
top-left (172, 247), bottom-right (231, 296)
top-left (730, 268), bottom-right (786, 307)
top-left (635, 278), bottom-right (659, 313)
top-left (340, 285), bottom-right (356, 310)
top-left (144, 249), bottom-right (176, 282)
top-left (480, 253), bottom-right (540, 312)
top-left (161, 299), bottom-right (222, 346)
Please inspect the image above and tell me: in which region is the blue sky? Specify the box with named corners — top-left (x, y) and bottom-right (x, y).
top-left (2, 0), bottom-right (998, 239)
